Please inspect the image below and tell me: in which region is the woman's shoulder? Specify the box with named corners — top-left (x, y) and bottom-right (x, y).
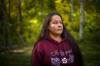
top-left (34, 39), bottom-right (48, 48)
top-left (37, 39), bottom-right (48, 44)
top-left (32, 39), bottom-right (48, 53)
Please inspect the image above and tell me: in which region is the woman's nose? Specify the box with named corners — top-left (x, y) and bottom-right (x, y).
top-left (58, 23), bottom-right (62, 27)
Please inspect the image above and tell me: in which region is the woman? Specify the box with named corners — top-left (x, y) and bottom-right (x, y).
top-left (32, 12), bottom-right (84, 66)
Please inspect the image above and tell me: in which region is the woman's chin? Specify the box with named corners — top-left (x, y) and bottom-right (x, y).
top-left (55, 32), bottom-right (62, 35)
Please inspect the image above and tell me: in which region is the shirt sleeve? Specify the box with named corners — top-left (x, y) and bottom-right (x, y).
top-left (32, 43), bottom-right (44, 66)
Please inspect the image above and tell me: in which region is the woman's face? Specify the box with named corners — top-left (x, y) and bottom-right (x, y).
top-left (48, 15), bottom-right (63, 36)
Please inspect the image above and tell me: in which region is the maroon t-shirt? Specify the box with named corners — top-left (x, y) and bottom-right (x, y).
top-left (32, 37), bottom-right (76, 66)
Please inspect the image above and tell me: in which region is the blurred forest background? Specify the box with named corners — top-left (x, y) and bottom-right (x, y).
top-left (0, 0), bottom-right (100, 66)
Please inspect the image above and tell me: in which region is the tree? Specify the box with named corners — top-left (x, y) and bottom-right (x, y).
top-left (70, 0), bottom-right (74, 23)
top-left (18, 0), bottom-right (22, 21)
top-left (79, 0), bottom-right (84, 41)
top-left (0, 0), bottom-right (8, 47)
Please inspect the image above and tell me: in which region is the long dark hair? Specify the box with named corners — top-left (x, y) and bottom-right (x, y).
top-left (34, 12), bottom-right (84, 66)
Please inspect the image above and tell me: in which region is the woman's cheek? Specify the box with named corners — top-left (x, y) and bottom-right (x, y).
top-left (50, 24), bottom-right (55, 27)
top-left (50, 24), bottom-right (56, 31)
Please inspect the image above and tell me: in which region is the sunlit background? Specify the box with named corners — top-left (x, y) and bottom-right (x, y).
top-left (0, 0), bottom-right (100, 66)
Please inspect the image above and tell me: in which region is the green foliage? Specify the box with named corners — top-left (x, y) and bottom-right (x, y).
top-left (0, 0), bottom-right (100, 66)
top-left (0, 0), bottom-right (99, 46)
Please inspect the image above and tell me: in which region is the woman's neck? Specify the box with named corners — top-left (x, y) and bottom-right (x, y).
top-left (49, 33), bottom-right (62, 43)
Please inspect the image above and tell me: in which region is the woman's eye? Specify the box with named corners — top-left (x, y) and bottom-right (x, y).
top-left (53, 21), bottom-right (58, 24)
top-left (53, 21), bottom-right (62, 24)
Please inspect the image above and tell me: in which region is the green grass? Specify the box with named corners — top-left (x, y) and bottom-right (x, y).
top-left (0, 46), bottom-right (32, 66)
top-left (0, 41), bottom-right (100, 66)
top-left (79, 41), bottom-right (100, 66)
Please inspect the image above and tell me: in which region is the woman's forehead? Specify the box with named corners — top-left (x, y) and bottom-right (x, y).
top-left (51, 15), bottom-right (61, 21)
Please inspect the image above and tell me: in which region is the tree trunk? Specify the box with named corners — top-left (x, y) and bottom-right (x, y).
top-left (0, 0), bottom-right (6, 20)
top-left (8, 0), bottom-right (11, 21)
top-left (70, 0), bottom-right (74, 34)
top-left (7, 0), bottom-right (11, 45)
top-left (17, 0), bottom-right (26, 45)
top-left (70, 0), bottom-right (74, 23)
top-left (79, 0), bottom-right (84, 41)
top-left (39, 0), bottom-right (43, 16)
top-left (39, 0), bottom-right (44, 22)
top-left (18, 0), bottom-right (22, 22)
top-left (0, 0), bottom-right (8, 47)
